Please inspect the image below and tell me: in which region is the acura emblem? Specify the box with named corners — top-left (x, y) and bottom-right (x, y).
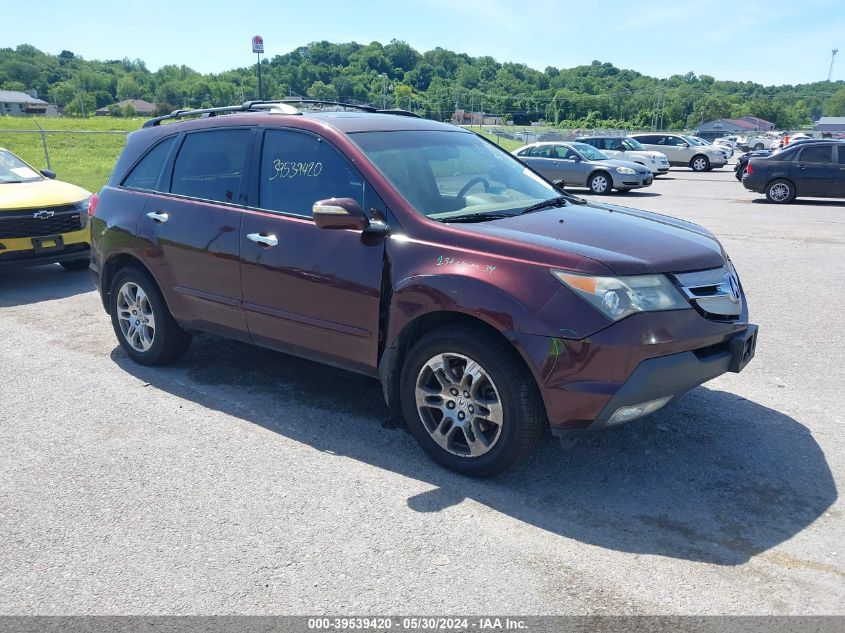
top-left (723, 272), bottom-right (741, 304)
top-left (33, 210), bottom-right (54, 220)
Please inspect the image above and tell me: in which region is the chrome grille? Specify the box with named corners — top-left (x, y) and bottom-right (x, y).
top-left (674, 263), bottom-right (742, 319)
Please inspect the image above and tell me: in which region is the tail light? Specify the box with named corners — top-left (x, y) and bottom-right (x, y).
top-left (745, 163), bottom-right (754, 175)
top-left (88, 192), bottom-right (99, 217)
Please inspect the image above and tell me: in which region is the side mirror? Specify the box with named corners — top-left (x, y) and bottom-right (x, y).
top-left (681, 142), bottom-right (690, 148)
top-left (614, 146), bottom-right (625, 151)
top-left (553, 179), bottom-right (566, 190)
top-left (41, 169), bottom-right (56, 179)
top-left (313, 198), bottom-right (371, 231)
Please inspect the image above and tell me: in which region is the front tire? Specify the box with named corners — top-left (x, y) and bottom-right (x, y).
top-left (690, 155), bottom-right (710, 172)
top-left (765, 179), bottom-right (795, 204)
top-left (109, 266), bottom-right (192, 365)
top-left (588, 171), bottom-right (612, 194)
top-left (400, 325), bottom-right (545, 477)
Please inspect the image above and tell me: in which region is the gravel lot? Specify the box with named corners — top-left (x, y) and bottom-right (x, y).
top-left (1, 165), bottom-right (843, 615)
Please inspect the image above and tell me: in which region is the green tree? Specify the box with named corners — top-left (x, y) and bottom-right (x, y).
top-left (116, 76), bottom-right (142, 100)
top-left (307, 80), bottom-right (338, 100)
top-left (823, 88), bottom-right (845, 116)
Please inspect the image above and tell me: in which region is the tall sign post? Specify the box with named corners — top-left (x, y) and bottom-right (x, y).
top-left (252, 35), bottom-right (264, 100)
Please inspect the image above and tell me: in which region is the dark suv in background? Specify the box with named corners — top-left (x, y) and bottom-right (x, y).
top-left (89, 101), bottom-right (758, 476)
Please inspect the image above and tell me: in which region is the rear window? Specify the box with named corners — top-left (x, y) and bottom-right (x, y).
top-left (122, 137), bottom-right (175, 191)
top-left (171, 129), bottom-right (252, 204)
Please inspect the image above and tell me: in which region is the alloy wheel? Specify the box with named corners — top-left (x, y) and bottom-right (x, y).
top-left (414, 353), bottom-right (503, 458)
top-left (116, 282), bottom-right (156, 352)
top-left (769, 182), bottom-right (791, 202)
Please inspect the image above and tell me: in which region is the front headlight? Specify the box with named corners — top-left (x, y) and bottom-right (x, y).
top-left (552, 270), bottom-right (690, 321)
top-left (615, 166), bottom-right (637, 174)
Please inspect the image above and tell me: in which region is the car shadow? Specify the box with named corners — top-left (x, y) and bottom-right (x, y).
top-left (750, 198), bottom-right (845, 207)
top-left (0, 264), bottom-right (93, 307)
top-left (111, 335), bottom-right (836, 567)
top-left (614, 191), bottom-right (661, 198)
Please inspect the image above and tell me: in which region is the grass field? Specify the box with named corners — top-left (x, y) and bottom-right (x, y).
top-left (0, 116), bottom-right (145, 193)
top-left (467, 127), bottom-right (524, 152)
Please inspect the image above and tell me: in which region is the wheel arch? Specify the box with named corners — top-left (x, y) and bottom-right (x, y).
top-left (766, 176), bottom-right (797, 199)
top-left (587, 169), bottom-right (613, 190)
top-left (689, 153), bottom-right (710, 168)
top-left (100, 252), bottom-right (162, 314)
top-left (378, 309), bottom-right (546, 421)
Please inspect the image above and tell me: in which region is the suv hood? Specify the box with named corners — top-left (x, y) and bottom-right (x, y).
top-left (0, 179), bottom-right (90, 211)
top-left (460, 201), bottom-right (726, 275)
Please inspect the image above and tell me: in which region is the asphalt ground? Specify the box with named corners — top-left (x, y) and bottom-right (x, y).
top-left (1, 162), bottom-right (843, 615)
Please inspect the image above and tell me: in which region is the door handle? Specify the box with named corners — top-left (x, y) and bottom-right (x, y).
top-left (247, 232), bottom-right (278, 247)
top-left (146, 211), bottom-right (169, 224)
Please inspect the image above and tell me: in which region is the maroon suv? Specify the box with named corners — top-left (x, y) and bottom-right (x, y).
top-left (89, 101), bottom-right (758, 476)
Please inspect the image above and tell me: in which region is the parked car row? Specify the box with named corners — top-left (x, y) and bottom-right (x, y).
top-left (511, 132), bottom-right (731, 196)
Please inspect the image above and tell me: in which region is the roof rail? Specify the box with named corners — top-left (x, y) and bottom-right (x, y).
top-left (142, 101), bottom-right (302, 128)
top-left (277, 99), bottom-right (420, 117)
top-left (141, 99), bottom-right (420, 128)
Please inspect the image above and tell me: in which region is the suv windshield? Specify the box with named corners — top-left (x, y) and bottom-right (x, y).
top-left (0, 150), bottom-right (42, 184)
top-left (621, 138), bottom-right (645, 151)
top-left (351, 130), bottom-right (561, 220)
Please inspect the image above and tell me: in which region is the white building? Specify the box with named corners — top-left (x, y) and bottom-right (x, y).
top-left (0, 90), bottom-right (56, 117)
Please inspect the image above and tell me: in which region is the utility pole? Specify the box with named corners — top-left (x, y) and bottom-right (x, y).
top-left (252, 36), bottom-right (265, 100)
top-left (829, 49), bottom-right (839, 81)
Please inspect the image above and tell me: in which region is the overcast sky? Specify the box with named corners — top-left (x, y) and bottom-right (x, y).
top-left (5, 0), bottom-right (844, 85)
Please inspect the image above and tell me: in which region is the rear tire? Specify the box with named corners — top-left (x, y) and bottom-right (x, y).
top-left (109, 266), bottom-right (192, 365)
top-left (588, 171), bottom-right (612, 194)
top-left (690, 155), bottom-right (710, 172)
top-left (399, 325), bottom-right (545, 477)
top-left (765, 179), bottom-right (795, 204)
top-left (60, 258), bottom-right (89, 271)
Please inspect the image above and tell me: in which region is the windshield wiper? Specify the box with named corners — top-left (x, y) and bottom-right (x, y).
top-left (436, 212), bottom-right (515, 224)
top-left (519, 195), bottom-right (582, 215)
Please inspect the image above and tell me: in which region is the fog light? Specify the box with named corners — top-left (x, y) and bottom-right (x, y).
top-left (607, 396), bottom-right (673, 426)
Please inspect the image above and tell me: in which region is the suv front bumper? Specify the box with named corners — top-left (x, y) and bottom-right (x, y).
top-left (510, 310), bottom-right (758, 434)
top-left (587, 324), bottom-right (757, 430)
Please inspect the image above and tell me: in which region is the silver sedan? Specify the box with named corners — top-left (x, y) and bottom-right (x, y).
top-left (513, 142), bottom-right (654, 194)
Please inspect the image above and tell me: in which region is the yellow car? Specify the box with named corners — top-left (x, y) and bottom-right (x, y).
top-left (0, 147), bottom-right (92, 270)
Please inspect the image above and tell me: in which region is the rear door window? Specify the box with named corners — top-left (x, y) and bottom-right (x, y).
top-left (798, 145), bottom-right (833, 163)
top-left (171, 129), bottom-right (252, 204)
top-left (259, 129), bottom-right (364, 217)
top-left (122, 136), bottom-right (176, 191)
top-left (837, 147), bottom-right (845, 164)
